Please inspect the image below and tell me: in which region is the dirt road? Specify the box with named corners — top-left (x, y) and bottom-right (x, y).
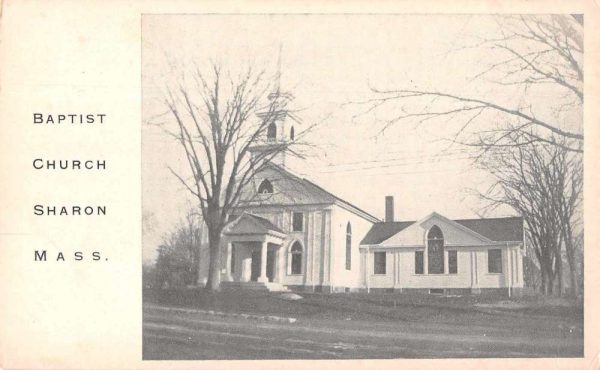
top-left (143, 305), bottom-right (582, 359)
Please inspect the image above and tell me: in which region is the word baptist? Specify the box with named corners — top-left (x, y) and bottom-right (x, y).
top-left (33, 113), bottom-right (106, 124)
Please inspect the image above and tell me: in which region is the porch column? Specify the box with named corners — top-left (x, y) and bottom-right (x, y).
top-left (275, 246), bottom-right (282, 283)
top-left (225, 242), bottom-right (233, 282)
top-left (507, 247), bottom-right (513, 297)
top-left (257, 241), bottom-right (268, 283)
top-left (366, 246), bottom-right (370, 293)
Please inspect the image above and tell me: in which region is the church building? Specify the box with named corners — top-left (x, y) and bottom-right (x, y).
top-left (196, 88), bottom-right (526, 296)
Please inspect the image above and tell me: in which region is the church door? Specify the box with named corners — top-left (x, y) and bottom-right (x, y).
top-left (250, 249), bottom-right (276, 282)
top-left (250, 251), bottom-right (260, 281)
top-left (266, 250), bottom-right (275, 282)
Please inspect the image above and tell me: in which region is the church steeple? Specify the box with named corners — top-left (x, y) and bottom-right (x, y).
top-left (250, 46), bottom-right (297, 168)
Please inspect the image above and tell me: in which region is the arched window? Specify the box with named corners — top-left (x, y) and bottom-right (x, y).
top-left (427, 225), bottom-right (444, 274)
top-left (290, 126), bottom-right (295, 141)
top-left (258, 179), bottom-right (273, 194)
top-left (267, 122), bottom-right (277, 140)
top-left (345, 222), bottom-right (352, 270)
top-left (290, 241), bottom-right (303, 275)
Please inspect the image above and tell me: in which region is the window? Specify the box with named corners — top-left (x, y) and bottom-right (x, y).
top-left (267, 122), bottom-right (277, 140)
top-left (292, 212), bottom-right (304, 231)
top-left (427, 225), bottom-right (444, 274)
top-left (258, 179), bottom-right (273, 194)
top-left (488, 249), bottom-right (502, 273)
top-left (345, 222), bottom-right (352, 270)
top-left (448, 250), bottom-right (457, 274)
top-left (290, 241), bottom-right (303, 274)
top-left (230, 246), bottom-right (236, 274)
top-left (415, 250), bottom-right (424, 274)
top-left (374, 252), bottom-right (386, 275)
top-left (290, 126), bottom-right (295, 141)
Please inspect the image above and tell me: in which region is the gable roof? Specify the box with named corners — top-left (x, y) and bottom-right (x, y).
top-left (239, 163), bottom-right (380, 223)
top-left (224, 212), bottom-right (285, 236)
top-left (454, 217), bottom-right (523, 243)
top-left (360, 216), bottom-right (523, 245)
top-left (361, 221), bottom-right (415, 245)
top-left (245, 213), bottom-right (285, 234)
top-left (302, 176), bottom-right (380, 223)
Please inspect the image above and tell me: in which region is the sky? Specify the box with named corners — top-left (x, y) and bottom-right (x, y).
top-left (141, 14), bottom-right (579, 262)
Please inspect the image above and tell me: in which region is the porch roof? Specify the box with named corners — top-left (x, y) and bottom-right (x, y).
top-left (223, 212), bottom-right (286, 237)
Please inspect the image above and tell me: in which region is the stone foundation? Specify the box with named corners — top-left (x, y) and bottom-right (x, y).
top-left (286, 285), bottom-right (333, 293)
top-left (286, 285), bottom-right (524, 296)
top-left (286, 285), bottom-right (368, 293)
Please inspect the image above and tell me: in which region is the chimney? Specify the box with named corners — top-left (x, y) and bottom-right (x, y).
top-left (385, 196), bottom-right (394, 222)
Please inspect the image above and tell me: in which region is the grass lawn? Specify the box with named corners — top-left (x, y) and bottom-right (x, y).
top-left (143, 288), bottom-right (583, 331)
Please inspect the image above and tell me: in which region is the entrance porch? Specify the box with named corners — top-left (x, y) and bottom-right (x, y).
top-left (226, 241), bottom-right (283, 283)
top-left (222, 213), bottom-right (289, 291)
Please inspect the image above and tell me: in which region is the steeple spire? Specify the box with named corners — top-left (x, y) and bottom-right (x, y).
top-left (269, 44), bottom-right (293, 102)
top-left (275, 43), bottom-right (282, 94)
top-left (250, 45), bottom-right (297, 168)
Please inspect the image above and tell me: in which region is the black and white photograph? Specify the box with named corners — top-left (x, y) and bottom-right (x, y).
top-left (141, 14), bottom-right (584, 359)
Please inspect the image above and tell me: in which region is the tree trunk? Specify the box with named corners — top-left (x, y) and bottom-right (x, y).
top-left (564, 236), bottom-right (578, 297)
top-left (543, 268), bottom-right (554, 296)
top-left (568, 265), bottom-right (578, 297)
top-left (541, 257), bottom-right (555, 296)
top-left (556, 255), bottom-right (563, 297)
top-left (546, 275), bottom-right (553, 295)
top-left (566, 248), bottom-right (578, 297)
top-left (540, 267), bottom-right (546, 295)
top-left (205, 228), bottom-right (222, 291)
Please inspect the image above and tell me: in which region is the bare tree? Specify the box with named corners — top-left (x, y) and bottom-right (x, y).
top-left (553, 147), bottom-right (583, 296)
top-left (479, 136), bottom-right (582, 296)
top-left (182, 208), bottom-right (203, 285)
top-left (355, 14), bottom-right (584, 296)
top-left (154, 208), bottom-right (204, 288)
top-left (357, 15), bottom-right (583, 153)
top-left (157, 62), bottom-right (308, 291)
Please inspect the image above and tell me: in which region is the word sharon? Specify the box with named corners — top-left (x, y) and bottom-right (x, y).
top-left (33, 205), bottom-right (107, 216)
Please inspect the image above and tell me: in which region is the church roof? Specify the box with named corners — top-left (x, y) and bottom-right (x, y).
top-left (302, 177), bottom-right (380, 223)
top-left (239, 163), bottom-right (380, 223)
top-left (454, 217), bottom-right (524, 243)
top-left (360, 221), bottom-right (415, 245)
top-left (360, 216), bottom-right (523, 245)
